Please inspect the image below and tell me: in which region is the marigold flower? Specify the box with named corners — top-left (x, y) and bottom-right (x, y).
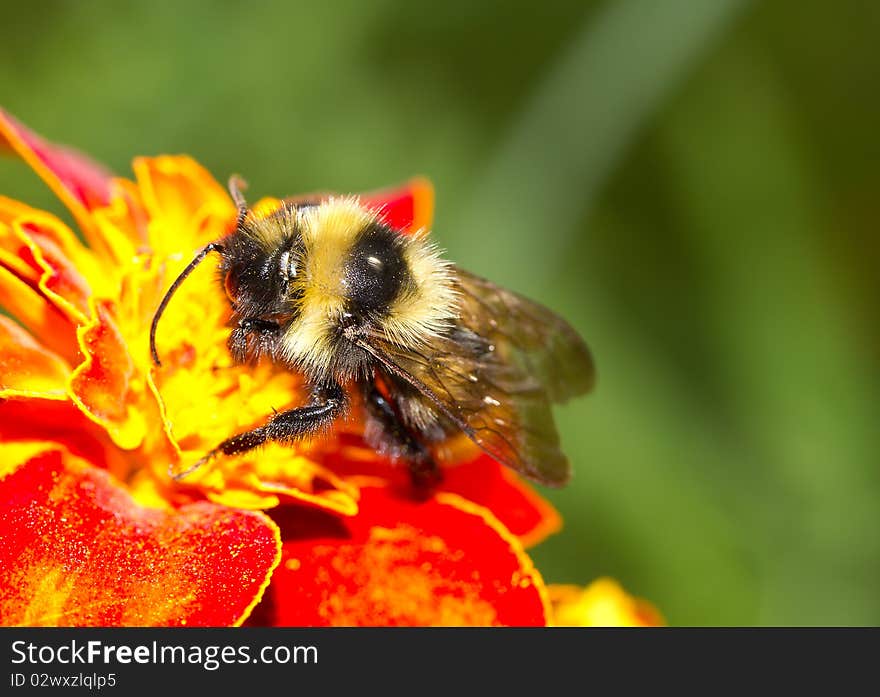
top-left (0, 108), bottom-right (657, 626)
top-left (548, 579), bottom-right (664, 627)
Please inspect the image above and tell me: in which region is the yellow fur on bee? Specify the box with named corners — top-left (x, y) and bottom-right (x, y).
top-left (280, 197), bottom-right (458, 377)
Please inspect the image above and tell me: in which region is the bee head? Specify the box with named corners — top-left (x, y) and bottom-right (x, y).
top-left (274, 197), bottom-right (458, 378)
top-left (150, 177), bottom-right (457, 377)
top-left (219, 213), bottom-right (303, 322)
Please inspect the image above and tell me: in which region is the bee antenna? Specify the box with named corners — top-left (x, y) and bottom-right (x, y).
top-left (150, 242), bottom-right (225, 367)
top-left (228, 174), bottom-right (249, 229)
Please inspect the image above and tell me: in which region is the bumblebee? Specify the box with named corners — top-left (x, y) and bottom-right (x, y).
top-left (150, 177), bottom-right (595, 489)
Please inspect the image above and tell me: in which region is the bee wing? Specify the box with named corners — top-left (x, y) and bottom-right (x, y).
top-left (358, 268), bottom-right (595, 487)
top-left (454, 269), bottom-right (596, 402)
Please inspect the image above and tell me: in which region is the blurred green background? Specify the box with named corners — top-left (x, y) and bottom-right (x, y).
top-left (2, 0), bottom-right (879, 625)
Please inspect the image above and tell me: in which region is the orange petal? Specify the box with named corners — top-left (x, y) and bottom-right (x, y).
top-left (0, 194), bottom-right (44, 227)
top-left (360, 177), bottom-right (434, 234)
top-left (0, 200), bottom-right (42, 282)
top-left (0, 264), bottom-right (79, 363)
top-left (0, 316), bottom-right (70, 399)
top-left (11, 217), bottom-right (98, 324)
top-left (0, 209), bottom-right (100, 361)
top-left (548, 579), bottom-right (665, 627)
top-left (0, 197), bottom-right (100, 274)
top-left (0, 108), bottom-right (114, 253)
top-left (68, 300), bottom-right (147, 450)
top-left (0, 449), bottom-right (281, 626)
top-left (89, 177), bottom-right (148, 266)
top-left (133, 155), bottom-right (235, 257)
top-left (261, 486), bottom-right (549, 626)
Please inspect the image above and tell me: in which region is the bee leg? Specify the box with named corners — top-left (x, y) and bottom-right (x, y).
top-left (363, 386), bottom-right (442, 498)
top-left (174, 382), bottom-right (347, 480)
top-left (227, 317), bottom-right (281, 364)
top-left (407, 458), bottom-right (444, 499)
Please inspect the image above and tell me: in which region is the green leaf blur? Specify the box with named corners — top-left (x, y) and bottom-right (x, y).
top-left (2, 0), bottom-right (878, 625)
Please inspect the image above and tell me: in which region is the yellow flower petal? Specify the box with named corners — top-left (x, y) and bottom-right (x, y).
top-left (133, 155), bottom-right (234, 257)
top-left (549, 578), bottom-right (664, 627)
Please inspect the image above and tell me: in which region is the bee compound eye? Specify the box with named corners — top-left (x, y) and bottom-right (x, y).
top-left (223, 272), bottom-right (238, 302)
top-left (344, 231), bottom-right (408, 314)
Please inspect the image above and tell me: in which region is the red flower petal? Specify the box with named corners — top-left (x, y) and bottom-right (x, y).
top-left (0, 449), bottom-right (280, 626)
top-left (263, 486), bottom-right (548, 626)
top-left (360, 177), bottom-right (434, 234)
top-left (0, 400), bottom-right (116, 472)
top-left (0, 316), bottom-right (70, 400)
top-left (319, 438), bottom-right (561, 547)
top-left (441, 455), bottom-right (562, 548)
top-left (0, 109), bottom-right (113, 250)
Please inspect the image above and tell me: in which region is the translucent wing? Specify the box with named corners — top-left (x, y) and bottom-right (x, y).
top-left (454, 269), bottom-right (595, 402)
top-left (359, 268), bottom-right (595, 486)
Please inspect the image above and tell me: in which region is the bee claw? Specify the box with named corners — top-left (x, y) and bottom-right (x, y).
top-left (408, 458), bottom-right (443, 501)
top-left (169, 450), bottom-right (218, 481)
